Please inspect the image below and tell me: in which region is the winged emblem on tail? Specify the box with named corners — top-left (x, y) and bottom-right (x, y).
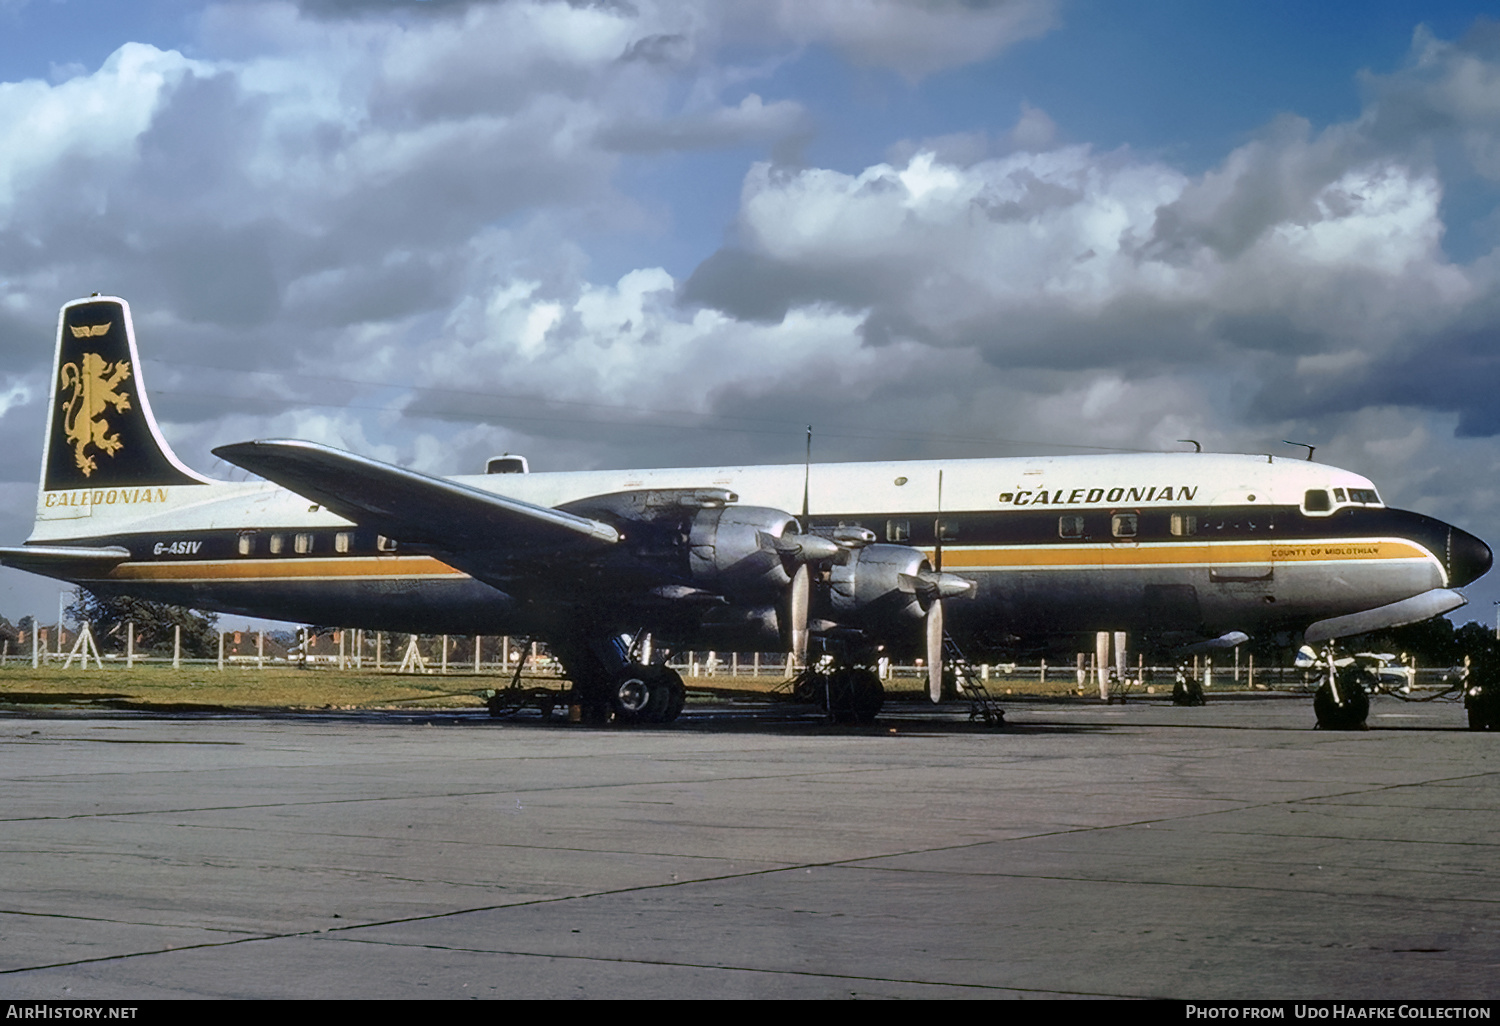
top-left (70, 324), bottom-right (111, 338)
top-left (59, 352), bottom-right (132, 477)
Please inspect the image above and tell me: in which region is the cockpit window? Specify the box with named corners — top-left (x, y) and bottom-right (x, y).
top-left (1333, 488), bottom-right (1346, 502)
top-left (1304, 490), bottom-right (1331, 512)
top-left (1348, 488), bottom-right (1380, 504)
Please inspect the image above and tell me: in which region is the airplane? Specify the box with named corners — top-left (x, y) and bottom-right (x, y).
top-left (1, 295), bottom-right (1492, 729)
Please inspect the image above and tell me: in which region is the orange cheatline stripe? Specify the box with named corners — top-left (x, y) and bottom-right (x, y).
top-left (108, 556), bottom-right (467, 581)
top-left (930, 539), bottom-right (1433, 569)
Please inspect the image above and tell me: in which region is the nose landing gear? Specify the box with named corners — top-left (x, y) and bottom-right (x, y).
top-left (1297, 645), bottom-right (1371, 730)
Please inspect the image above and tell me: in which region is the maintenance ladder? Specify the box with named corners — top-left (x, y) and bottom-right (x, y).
top-left (944, 634), bottom-right (1006, 726)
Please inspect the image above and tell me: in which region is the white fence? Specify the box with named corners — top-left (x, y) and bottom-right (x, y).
top-left (0, 623), bottom-right (1465, 694)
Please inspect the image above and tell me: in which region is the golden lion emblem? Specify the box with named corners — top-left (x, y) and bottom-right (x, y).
top-left (59, 351), bottom-right (132, 477)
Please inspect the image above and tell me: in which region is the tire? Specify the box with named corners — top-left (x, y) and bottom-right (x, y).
top-left (657, 667), bottom-right (687, 724)
top-left (826, 667), bottom-right (884, 724)
top-left (610, 664), bottom-right (676, 725)
top-left (1314, 680), bottom-right (1369, 730)
top-left (849, 668), bottom-right (884, 724)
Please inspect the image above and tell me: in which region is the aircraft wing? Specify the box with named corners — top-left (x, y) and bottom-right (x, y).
top-left (213, 440), bottom-right (621, 557)
top-left (0, 545), bottom-right (133, 581)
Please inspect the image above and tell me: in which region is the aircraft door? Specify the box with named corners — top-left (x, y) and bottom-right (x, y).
top-left (1203, 483), bottom-right (1275, 589)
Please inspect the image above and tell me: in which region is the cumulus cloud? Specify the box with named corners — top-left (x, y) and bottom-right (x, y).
top-left (758, 0), bottom-right (1059, 80)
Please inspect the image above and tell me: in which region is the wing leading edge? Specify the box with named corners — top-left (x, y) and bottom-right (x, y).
top-left (213, 440), bottom-right (620, 557)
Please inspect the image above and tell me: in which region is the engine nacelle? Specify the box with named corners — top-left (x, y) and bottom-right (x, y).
top-left (694, 604), bottom-right (783, 651)
top-left (688, 506), bottom-right (798, 598)
top-left (828, 543), bottom-right (929, 624)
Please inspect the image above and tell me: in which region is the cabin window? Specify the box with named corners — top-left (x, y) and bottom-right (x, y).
top-left (335, 531), bottom-right (352, 554)
top-left (237, 532), bottom-right (255, 556)
top-left (936, 518), bottom-right (958, 541)
top-left (376, 535), bottom-right (398, 553)
top-left (1111, 513), bottom-right (1138, 539)
top-left (294, 533), bottom-right (313, 554)
top-left (886, 520), bottom-right (910, 543)
top-left (1348, 488), bottom-right (1380, 504)
top-left (1058, 515), bottom-right (1085, 539)
top-left (1170, 514), bottom-right (1197, 537)
top-left (269, 534), bottom-right (285, 555)
top-left (1304, 490), bottom-right (1331, 512)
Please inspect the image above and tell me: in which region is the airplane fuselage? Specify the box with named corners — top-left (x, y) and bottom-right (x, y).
top-left (24, 451), bottom-right (1488, 655)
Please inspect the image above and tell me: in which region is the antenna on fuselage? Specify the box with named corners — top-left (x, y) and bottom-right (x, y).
top-left (1178, 439), bottom-right (1202, 453)
top-left (1283, 440), bottom-right (1317, 461)
top-left (934, 469), bottom-right (944, 572)
top-left (801, 424), bottom-right (812, 527)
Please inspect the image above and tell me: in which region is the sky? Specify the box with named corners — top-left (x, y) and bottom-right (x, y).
top-left (3, 0), bottom-right (1500, 634)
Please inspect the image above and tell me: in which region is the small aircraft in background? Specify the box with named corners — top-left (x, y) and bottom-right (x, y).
top-left (2, 296), bottom-right (1490, 728)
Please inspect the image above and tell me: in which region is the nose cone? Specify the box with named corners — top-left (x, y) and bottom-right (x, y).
top-left (1449, 526), bottom-right (1493, 587)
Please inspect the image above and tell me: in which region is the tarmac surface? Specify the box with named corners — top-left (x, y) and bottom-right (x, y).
top-left (1, 692), bottom-right (1496, 1000)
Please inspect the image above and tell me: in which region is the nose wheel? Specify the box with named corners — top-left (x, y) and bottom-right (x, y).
top-left (1298, 645), bottom-right (1371, 730)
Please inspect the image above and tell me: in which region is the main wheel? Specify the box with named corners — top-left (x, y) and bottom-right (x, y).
top-left (610, 664), bottom-right (678, 725)
top-left (656, 667), bottom-right (687, 724)
top-left (1314, 680), bottom-right (1369, 730)
top-left (848, 668), bottom-right (884, 723)
top-left (826, 667), bottom-right (884, 724)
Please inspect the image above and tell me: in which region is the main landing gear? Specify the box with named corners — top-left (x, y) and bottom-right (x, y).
top-left (608, 663), bottom-right (688, 725)
top-left (543, 634), bottom-right (687, 726)
top-left (791, 664), bottom-right (885, 724)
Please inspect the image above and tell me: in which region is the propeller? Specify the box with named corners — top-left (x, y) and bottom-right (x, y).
top-left (926, 587), bottom-right (944, 702)
top-left (790, 426), bottom-right (814, 670)
top-left (900, 566), bottom-right (976, 701)
top-left (788, 562), bottom-right (810, 668)
top-left (929, 470), bottom-right (948, 702)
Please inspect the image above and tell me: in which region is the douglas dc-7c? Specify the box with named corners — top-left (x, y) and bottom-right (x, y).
top-left (1, 297), bottom-right (1491, 728)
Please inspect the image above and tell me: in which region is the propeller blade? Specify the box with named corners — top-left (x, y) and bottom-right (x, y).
top-left (787, 562), bottom-right (810, 670)
top-left (926, 596), bottom-right (944, 703)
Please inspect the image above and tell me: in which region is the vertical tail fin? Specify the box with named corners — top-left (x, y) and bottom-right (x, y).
top-left (42, 296), bottom-right (211, 493)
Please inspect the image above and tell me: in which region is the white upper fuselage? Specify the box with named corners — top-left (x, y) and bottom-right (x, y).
top-left (30, 451), bottom-right (1383, 540)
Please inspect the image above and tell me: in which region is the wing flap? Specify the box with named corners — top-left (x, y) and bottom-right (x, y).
top-left (213, 440), bottom-right (619, 555)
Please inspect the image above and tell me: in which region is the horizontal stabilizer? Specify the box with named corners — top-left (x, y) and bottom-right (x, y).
top-left (0, 544), bottom-right (132, 581)
top-left (213, 439), bottom-right (620, 555)
top-left (1303, 588), bottom-right (1468, 645)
